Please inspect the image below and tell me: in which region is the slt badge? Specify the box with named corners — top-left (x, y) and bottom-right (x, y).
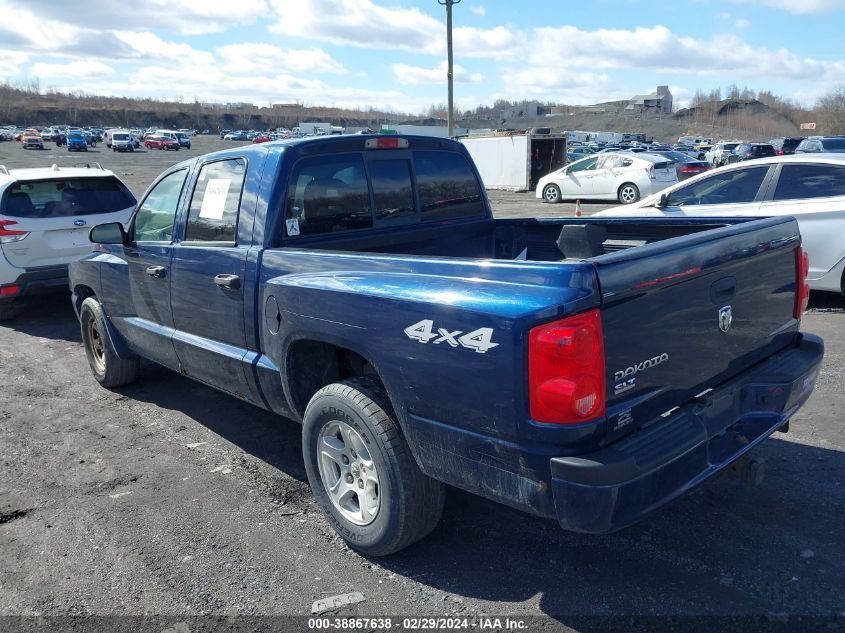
top-left (718, 305), bottom-right (732, 333)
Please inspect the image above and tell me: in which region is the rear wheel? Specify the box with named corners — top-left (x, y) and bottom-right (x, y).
top-left (303, 376), bottom-right (444, 556)
top-left (618, 183), bottom-right (640, 204)
top-left (80, 297), bottom-right (139, 388)
top-left (543, 183), bottom-right (562, 204)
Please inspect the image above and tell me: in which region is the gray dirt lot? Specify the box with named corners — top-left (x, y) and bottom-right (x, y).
top-left (0, 137), bottom-right (843, 625)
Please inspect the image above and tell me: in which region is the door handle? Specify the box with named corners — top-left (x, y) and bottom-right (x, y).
top-left (145, 265), bottom-right (166, 278)
top-left (214, 273), bottom-right (241, 290)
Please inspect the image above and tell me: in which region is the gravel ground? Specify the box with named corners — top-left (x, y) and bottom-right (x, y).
top-left (0, 137), bottom-right (843, 627)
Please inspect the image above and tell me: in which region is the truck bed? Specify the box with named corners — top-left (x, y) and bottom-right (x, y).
top-left (278, 216), bottom-right (749, 263)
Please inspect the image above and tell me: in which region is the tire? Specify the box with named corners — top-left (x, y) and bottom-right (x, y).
top-left (0, 300), bottom-right (15, 322)
top-left (542, 183), bottom-right (562, 204)
top-left (79, 297), bottom-right (139, 388)
top-left (303, 376), bottom-right (445, 556)
top-left (618, 183), bottom-right (640, 204)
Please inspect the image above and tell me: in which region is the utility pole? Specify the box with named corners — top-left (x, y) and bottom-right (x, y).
top-left (437, 0), bottom-right (460, 137)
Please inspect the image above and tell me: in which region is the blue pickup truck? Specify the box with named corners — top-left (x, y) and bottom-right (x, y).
top-left (69, 135), bottom-right (823, 555)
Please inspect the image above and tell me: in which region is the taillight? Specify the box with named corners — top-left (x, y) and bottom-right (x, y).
top-left (0, 285), bottom-right (21, 297)
top-left (794, 246), bottom-right (810, 318)
top-left (0, 219), bottom-right (29, 243)
top-left (529, 309), bottom-right (606, 424)
top-left (678, 166), bottom-right (700, 173)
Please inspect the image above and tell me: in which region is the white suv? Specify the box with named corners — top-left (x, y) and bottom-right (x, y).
top-left (0, 163), bottom-right (136, 320)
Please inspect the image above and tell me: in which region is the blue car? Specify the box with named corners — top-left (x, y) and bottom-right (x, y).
top-left (67, 132), bottom-right (88, 152)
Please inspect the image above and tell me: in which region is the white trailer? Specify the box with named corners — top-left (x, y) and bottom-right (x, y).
top-left (459, 133), bottom-right (567, 192)
top-left (595, 131), bottom-right (623, 145)
top-left (298, 122), bottom-right (333, 136)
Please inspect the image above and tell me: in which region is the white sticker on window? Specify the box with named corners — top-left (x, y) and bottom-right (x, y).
top-left (198, 178), bottom-right (231, 220)
top-left (286, 219), bottom-right (300, 236)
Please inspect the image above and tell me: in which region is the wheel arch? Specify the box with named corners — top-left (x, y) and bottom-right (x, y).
top-left (285, 338), bottom-right (393, 422)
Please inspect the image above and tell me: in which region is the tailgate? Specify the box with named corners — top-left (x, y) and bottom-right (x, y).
top-left (593, 216), bottom-right (801, 439)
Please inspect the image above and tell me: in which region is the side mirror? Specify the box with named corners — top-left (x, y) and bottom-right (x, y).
top-left (89, 222), bottom-right (127, 245)
top-left (656, 192), bottom-right (670, 208)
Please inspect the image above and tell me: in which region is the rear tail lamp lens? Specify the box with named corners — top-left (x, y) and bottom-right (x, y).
top-left (794, 246), bottom-right (810, 319)
top-left (0, 285), bottom-right (21, 297)
top-left (529, 309), bottom-right (606, 424)
top-left (0, 220), bottom-right (29, 243)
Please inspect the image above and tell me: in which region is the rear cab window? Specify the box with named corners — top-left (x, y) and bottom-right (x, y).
top-left (283, 148), bottom-right (484, 238)
top-left (3, 177), bottom-right (136, 218)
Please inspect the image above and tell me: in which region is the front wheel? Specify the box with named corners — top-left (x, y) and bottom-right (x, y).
top-left (303, 377), bottom-right (445, 556)
top-left (542, 183), bottom-right (562, 204)
top-left (618, 183), bottom-right (640, 204)
top-left (80, 297), bottom-right (139, 388)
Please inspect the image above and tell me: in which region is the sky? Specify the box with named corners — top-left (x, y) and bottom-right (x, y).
top-left (1, 0), bottom-right (844, 115)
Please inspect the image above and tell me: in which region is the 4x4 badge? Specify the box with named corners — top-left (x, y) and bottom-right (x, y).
top-left (719, 305), bottom-right (732, 333)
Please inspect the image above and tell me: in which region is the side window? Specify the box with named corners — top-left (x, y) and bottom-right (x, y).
top-left (568, 156), bottom-right (599, 173)
top-left (185, 158), bottom-right (246, 243)
top-left (413, 151), bottom-right (484, 221)
top-left (668, 166), bottom-right (768, 206)
top-left (369, 159), bottom-right (415, 221)
top-left (133, 169), bottom-right (188, 242)
top-left (285, 154), bottom-right (371, 236)
top-left (774, 164), bottom-right (845, 200)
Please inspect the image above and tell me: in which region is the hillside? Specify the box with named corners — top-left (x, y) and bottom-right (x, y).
top-left (459, 99), bottom-right (806, 143)
top-left (0, 83), bottom-right (819, 142)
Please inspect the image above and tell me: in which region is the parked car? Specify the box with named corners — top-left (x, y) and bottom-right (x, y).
top-left (144, 135), bottom-right (180, 151)
top-left (219, 129), bottom-right (232, 139)
top-left (0, 164), bottom-right (136, 320)
top-left (70, 135), bottom-right (821, 555)
top-left (252, 134), bottom-right (272, 144)
top-left (705, 142), bottom-right (742, 167)
top-left (110, 130), bottom-right (135, 152)
top-left (224, 131), bottom-right (249, 141)
top-left (66, 131), bottom-right (88, 152)
top-left (769, 137), bottom-right (804, 156)
top-left (795, 136), bottom-right (845, 154)
top-left (20, 130), bottom-right (44, 150)
top-left (647, 150), bottom-right (711, 180)
top-left (537, 152), bottom-right (678, 204)
top-left (593, 155), bottom-right (845, 294)
top-left (40, 128), bottom-right (54, 141)
top-left (727, 143), bottom-right (776, 163)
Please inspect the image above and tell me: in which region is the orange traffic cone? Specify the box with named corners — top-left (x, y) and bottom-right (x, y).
top-left (575, 199), bottom-right (582, 216)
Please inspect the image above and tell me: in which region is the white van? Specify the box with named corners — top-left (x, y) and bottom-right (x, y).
top-left (109, 129), bottom-right (134, 152)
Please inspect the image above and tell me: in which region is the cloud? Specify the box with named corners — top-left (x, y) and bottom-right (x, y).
top-left (268, 0), bottom-right (443, 54)
top-left (32, 60), bottom-right (116, 79)
top-left (735, 18), bottom-right (751, 28)
top-left (117, 32), bottom-right (215, 66)
top-left (499, 67), bottom-right (612, 104)
top-left (1, 0), bottom-right (269, 35)
top-left (0, 49), bottom-right (27, 79)
top-left (217, 44), bottom-right (345, 74)
top-left (729, 0), bottom-right (845, 13)
top-left (392, 61), bottom-right (483, 86)
top-left (469, 5), bottom-right (486, 16)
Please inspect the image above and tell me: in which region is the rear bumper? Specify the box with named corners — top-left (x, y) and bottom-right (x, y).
top-left (0, 265), bottom-right (70, 299)
top-left (402, 333), bottom-right (823, 532)
top-left (550, 333), bottom-right (824, 533)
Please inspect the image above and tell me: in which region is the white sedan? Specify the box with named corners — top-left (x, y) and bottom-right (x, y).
top-left (593, 154), bottom-right (845, 294)
top-left (536, 152), bottom-right (678, 205)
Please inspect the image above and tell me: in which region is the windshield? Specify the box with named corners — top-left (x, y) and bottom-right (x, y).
top-left (113, 134), bottom-right (129, 140)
